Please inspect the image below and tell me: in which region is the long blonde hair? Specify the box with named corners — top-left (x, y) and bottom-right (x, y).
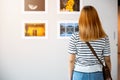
top-left (79, 6), bottom-right (106, 42)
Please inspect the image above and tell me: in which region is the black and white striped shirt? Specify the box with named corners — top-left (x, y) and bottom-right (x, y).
top-left (68, 32), bottom-right (111, 72)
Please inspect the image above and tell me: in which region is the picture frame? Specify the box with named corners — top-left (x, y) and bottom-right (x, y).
top-left (57, 0), bottom-right (80, 14)
top-left (22, 20), bottom-right (48, 39)
top-left (23, 0), bottom-right (48, 13)
top-left (57, 21), bottom-right (79, 39)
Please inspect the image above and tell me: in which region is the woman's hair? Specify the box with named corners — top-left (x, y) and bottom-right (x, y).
top-left (79, 6), bottom-right (107, 41)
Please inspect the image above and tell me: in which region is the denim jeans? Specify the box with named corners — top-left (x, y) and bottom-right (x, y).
top-left (72, 71), bottom-right (104, 80)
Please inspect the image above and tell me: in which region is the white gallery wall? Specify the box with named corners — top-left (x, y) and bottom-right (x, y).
top-left (0, 0), bottom-right (117, 80)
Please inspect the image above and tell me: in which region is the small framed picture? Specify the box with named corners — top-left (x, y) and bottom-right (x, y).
top-left (23, 21), bottom-right (48, 39)
top-left (58, 0), bottom-right (80, 13)
top-left (23, 0), bottom-right (47, 13)
top-left (57, 21), bottom-right (79, 39)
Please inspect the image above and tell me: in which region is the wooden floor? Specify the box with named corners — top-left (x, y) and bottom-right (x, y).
top-left (118, 53), bottom-right (120, 80)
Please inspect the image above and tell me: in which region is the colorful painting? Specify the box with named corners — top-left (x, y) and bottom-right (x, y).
top-left (60, 0), bottom-right (80, 12)
top-left (24, 23), bottom-right (46, 37)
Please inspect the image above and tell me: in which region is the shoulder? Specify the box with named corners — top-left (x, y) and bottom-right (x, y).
top-left (101, 36), bottom-right (109, 42)
top-left (70, 32), bottom-right (79, 40)
top-left (98, 36), bottom-right (109, 41)
top-left (104, 36), bottom-right (109, 40)
top-left (104, 36), bottom-right (110, 44)
top-left (93, 36), bottom-right (110, 46)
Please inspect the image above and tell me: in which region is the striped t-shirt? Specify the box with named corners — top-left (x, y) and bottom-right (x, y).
top-left (68, 32), bottom-right (111, 72)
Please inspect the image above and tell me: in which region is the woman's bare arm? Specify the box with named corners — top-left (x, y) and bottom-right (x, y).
top-left (68, 54), bottom-right (76, 80)
top-left (104, 56), bottom-right (111, 71)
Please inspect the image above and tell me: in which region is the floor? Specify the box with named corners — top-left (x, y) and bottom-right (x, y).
top-left (118, 53), bottom-right (120, 80)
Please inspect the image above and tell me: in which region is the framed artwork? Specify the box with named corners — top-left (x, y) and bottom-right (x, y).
top-left (58, 0), bottom-right (80, 13)
top-left (23, 0), bottom-right (47, 13)
top-left (23, 21), bottom-right (48, 39)
top-left (57, 21), bottom-right (79, 39)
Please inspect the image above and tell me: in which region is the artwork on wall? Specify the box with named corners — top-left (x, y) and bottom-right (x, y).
top-left (22, 0), bottom-right (80, 39)
top-left (58, 0), bottom-right (80, 13)
top-left (24, 0), bottom-right (47, 13)
top-left (23, 21), bottom-right (48, 39)
top-left (57, 21), bottom-right (79, 38)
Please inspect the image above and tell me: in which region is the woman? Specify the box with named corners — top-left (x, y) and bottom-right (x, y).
top-left (68, 6), bottom-right (111, 80)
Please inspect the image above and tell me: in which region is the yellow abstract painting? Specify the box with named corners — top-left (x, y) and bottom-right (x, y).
top-left (25, 23), bottom-right (45, 37)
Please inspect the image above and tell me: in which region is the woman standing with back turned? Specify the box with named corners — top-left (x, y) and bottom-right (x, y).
top-left (68, 6), bottom-right (111, 80)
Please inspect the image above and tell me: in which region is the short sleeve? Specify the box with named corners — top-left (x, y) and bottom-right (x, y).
top-left (68, 34), bottom-right (77, 54)
top-left (103, 36), bottom-right (111, 56)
